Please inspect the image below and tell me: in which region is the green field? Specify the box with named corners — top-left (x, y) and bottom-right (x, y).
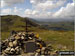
top-left (36, 30), bottom-right (74, 51)
top-left (1, 30), bottom-right (74, 51)
top-left (1, 15), bottom-right (74, 51)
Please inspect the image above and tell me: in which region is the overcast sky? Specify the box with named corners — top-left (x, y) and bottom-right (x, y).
top-left (0, 0), bottom-right (75, 19)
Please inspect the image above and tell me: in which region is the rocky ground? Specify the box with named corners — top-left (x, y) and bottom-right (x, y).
top-left (0, 31), bottom-right (58, 56)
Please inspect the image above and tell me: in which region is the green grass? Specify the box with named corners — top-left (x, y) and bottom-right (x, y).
top-left (1, 32), bottom-right (10, 40)
top-left (35, 30), bottom-right (74, 51)
top-left (1, 30), bottom-right (74, 51)
top-left (1, 15), bottom-right (74, 51)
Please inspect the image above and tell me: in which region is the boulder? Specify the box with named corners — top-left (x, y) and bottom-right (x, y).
top-left (35, 53), bottom-right (40, 56)
top-left (15, 46), bottom-right (19, 50)
top-left (15, 46), bottom-right (21, 54)
top-left (15, 35), bottom-right (20, 40)
top-left (10, 48), bottom-right (15, 54)
top-left (41, 47), bottom-right (46, 51)
top-left (17, 32), bottom-right (22, 35)
top-left (4, 47), bottom-right (11, 54)
top-left (9, 37), bottom-right (15, 42)
top-left (21, 36), bottom-right (25, 40)
top-left (22, 32), bottom-right (25, 36)
top-left (36, 49), bottom-right (41, 53)
top-left (10, 48), bottom-right (15, 52)
top-left (9, 42), bottom-right (13, 47)
top-left (13, 40), bottom-right (18, 47)
top-left (28, 37), bottom-right (32, 40)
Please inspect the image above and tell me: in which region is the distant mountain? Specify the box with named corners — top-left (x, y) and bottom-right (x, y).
top-left (1, 15), bottom-right (74, 40)
top-left (1, 15), bottom-right (74, 32)
top-left (30, 18), bottom-right (74, 31)
top-left (35, 18), bottom-right (74, 22)
top-left (1, 15), bottom-right (39, 32)
top-left (38, 21), bottom-right (74, 31)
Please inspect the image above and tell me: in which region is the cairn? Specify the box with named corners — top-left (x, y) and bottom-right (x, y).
top-left (0, 31), bottom-right (53, 56)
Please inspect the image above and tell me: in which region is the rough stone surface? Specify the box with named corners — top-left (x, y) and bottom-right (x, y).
top-left (1, 32), bottom-right (55, 56)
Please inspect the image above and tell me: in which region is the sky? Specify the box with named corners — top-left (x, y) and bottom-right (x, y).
top-left (0, 0), bottom-right (75, 19)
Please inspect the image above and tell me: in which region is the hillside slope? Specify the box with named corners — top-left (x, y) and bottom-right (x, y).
top-left (1, 15), bottom-right (74, 51)
top-left (1, 15), bottom-right (39, 32)
top-left (38, 21), bottom-right (74, 31)
top-left (1, 15), bottom-right (39, 40)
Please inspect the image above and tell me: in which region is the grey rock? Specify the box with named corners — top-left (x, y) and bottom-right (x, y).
top-left (9, 42), bottom-right (13, 47)
top-left (13, 40), bottom-right (18, 47)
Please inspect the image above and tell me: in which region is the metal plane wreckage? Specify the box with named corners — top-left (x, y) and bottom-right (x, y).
top-left (0, 20), bottom-right (58, 56)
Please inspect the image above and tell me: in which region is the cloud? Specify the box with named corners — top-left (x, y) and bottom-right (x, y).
top-left (13, 7), bottom-right (18, 13)
top-left (0, 0), bottom-right (25, 8)
top-left (24, 9), bottom-right (39, 15)
top-left (24, 9), bottom-right (54, 19)
top-left (30, 0), bottom-right (44, 4)
top-left (54, 3), bottom-right (75, 18)
top-left (24, 9), bottom-right (40, 18)
top-left (24, 9), bottom-right (32, 15)
top-left (24, 2), bottom-right (75, 19)
top-left (12, 7), bottom-right (24, 16)
top-left (1, 8), bottom-right (12, 15)
top-left (1, 0), bottom-right (75, 19)
top-left (0, 0), bottom-right (5, 8)
top-left (1, 7), bottom-right (24, 16)
top-left (25, 0), bottom-right (67, 18)
top-left (30, 0), bottom-right (66, 10)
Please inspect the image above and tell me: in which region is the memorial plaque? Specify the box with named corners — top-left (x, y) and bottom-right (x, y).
top-left (26, 42), bottom-right (37, 53)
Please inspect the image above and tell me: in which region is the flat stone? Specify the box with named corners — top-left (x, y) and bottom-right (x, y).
top-left (9, 42), bottom-right (13, 47)
top-left (13, 40), bottom-right (17, 47)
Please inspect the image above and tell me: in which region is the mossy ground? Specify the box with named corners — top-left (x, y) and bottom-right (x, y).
top-left (1, 30), bottom-right (74, 51)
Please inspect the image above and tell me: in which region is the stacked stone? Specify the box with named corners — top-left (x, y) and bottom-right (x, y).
top-left (1, 32), bottom-right (26, 55)
top-left (1, 31), bottom-right (53, 56)
top-left (1, 32), bottom-right (42, 55)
